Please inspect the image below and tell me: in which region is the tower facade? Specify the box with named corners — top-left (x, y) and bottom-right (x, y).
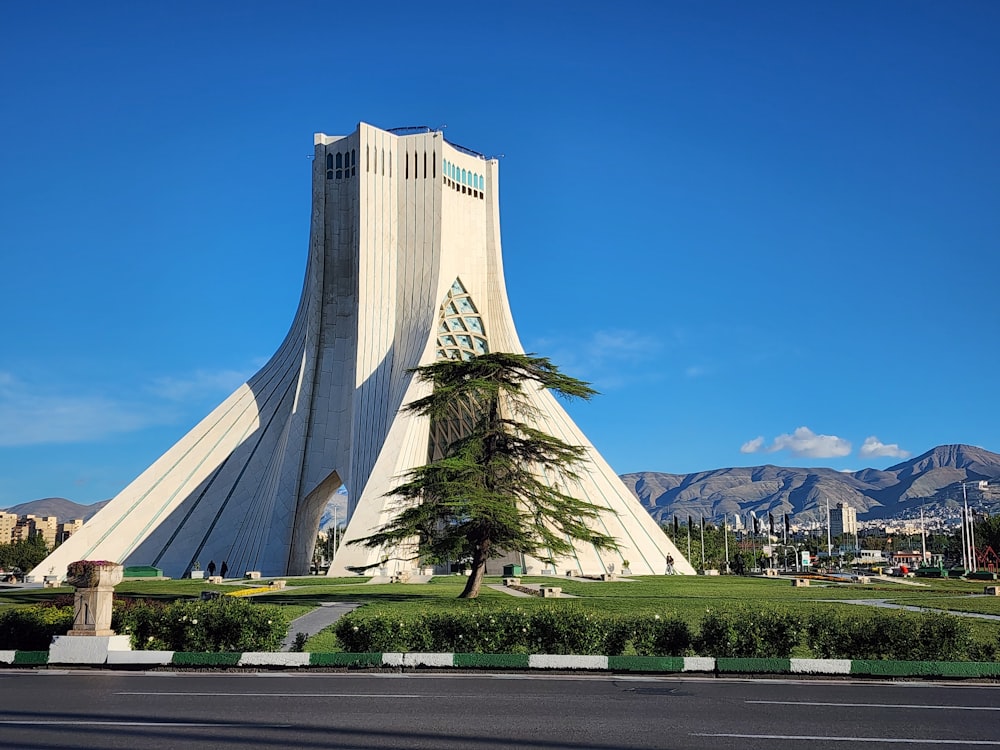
top-left (31, 123), bottom-right (694, 581)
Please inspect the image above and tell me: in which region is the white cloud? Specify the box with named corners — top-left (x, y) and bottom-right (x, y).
top-left (0, 372), bottom-right (168, 447)
top-left (148, 368), bottom-right (250, 401)
top-left (530, 329), bottom-right (662, 389)
top-left (859, 436), bottom-right (910, 459)
top-left (0, 365), bottom-right (253, 447)
top-left (742, 426), bottom-right (852, 459)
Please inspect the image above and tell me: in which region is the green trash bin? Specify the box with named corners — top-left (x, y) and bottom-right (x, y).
top-left (502, 564), bottom-right (523, 576)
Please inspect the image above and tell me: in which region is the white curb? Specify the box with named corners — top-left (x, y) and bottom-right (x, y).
top-left (529, 655), bottom-right (608, 670)
top-left (107, 650), bottom-right (175, 666)
top-left (402, 652), bottom-right (454, 668)
top-left (683, 656), bottom-right (716, 672)
top-left (382, 652), bottom-right (405, 667)
top-left (0, 650), bottom-right (15, 664)
top-left (239, 652), bottom-right (311, 667)
top-left (790, 658), bottom-right (852, 674)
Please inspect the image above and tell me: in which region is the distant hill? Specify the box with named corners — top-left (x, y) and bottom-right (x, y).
top-left (2, 497), bottom-right (108, 521)
top-left (621, 444), bottom-right (1000, 525)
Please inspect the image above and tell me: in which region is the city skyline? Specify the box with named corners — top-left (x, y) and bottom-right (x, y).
top-left (2, 2), bottom-right (999, 507)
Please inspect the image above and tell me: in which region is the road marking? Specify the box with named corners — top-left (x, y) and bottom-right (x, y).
top-left (748, 700), bottom-right (1000, 711)
top-left (694, 733), bottom-right (1000, 745)
top-left (0, 721), bottom-right (292, 727)
top-left (116, 691), bottom-right (439, 698)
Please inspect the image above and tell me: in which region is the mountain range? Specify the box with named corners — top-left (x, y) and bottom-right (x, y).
top-left (621, 444), bottom-right (1000, 526)
top-left (6, 444), bottom-right (998, 528)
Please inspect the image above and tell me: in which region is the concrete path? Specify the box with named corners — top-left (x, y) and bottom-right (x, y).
top-left (832, 598), bottom-right (1000, 621)
top-left (280, 601), bottom-right (361, 651)
top-left (486, 584), bottom-right (534, 597)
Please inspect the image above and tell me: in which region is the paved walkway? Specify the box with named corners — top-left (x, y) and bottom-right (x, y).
top-left (280, 602), bottom-right (362, 651)
top-left (833, 598), bottom-right (1000, 621)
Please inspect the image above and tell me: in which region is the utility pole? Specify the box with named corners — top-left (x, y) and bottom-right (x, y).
top-left (699, 517), bottom-right (705, 570)
top-left (724, 515), bottom-right (730, 573)
top-left (826, 497), bottom-right (833, 566)
top-left (920, 505), bottom-right (927, 568)
top-left (687, 518), bottom-right (692, 568)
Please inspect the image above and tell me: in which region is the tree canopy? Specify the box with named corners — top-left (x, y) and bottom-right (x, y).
top-left (350, 352), bottom-right (618, 598)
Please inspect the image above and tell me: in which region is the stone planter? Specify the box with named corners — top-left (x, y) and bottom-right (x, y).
top-left (65, 561), bottom-right (124, 590)
top-left (64, 561), bottom-right (123, 637)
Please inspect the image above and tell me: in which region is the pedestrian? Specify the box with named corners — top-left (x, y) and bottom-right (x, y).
top-left (207, 560), bottom-right (216, 577)
top-left (220, 560), bottom-right (228, 578)
top-left (666, 554), bottom-right (674, 575)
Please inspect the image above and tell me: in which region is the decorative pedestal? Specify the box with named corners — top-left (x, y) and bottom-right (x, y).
top-left (51, 561), bottom-right (131, 663)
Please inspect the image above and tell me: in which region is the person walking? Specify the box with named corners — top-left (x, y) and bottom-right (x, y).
top-left (207, 560), bottom-right (216, 577)
top-left (220, 560), bottom-right (228, 578)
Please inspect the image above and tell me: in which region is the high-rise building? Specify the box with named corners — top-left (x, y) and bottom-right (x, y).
top-left (57, 519), bottom-right (83, 545)
top-left (0, 512), bottom-right (17, 546)
top-left (15, 515), bottom-right (57, 548)
top-left (830, 503), bottom-right (857, 538)
top-left (31, 123), bottom-right (694, 580)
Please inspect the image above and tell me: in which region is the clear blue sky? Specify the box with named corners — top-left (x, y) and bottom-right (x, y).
top-left (2, 1), bottom-right (998, 507)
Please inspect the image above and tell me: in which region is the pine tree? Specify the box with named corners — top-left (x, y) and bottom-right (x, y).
top-left (350, 352), bottom-right (618, 598)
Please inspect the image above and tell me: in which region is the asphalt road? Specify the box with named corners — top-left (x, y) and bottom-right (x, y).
top-left (1, 670), bottom-right (999, 749)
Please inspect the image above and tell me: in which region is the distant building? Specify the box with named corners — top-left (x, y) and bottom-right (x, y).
top-left (0, 512), bottom-right (18, 545)
top-left (830, 503), bottom-right (857, 538)
top-left (13, 515), bottom-right (58, 547)
top-left (57, 519), bottom-right (83, 545)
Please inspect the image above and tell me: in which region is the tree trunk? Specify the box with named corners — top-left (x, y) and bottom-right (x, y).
top-left (459, 538), bottom-right (490, 598)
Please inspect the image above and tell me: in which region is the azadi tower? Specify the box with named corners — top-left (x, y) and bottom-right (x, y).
top-left (31, 123), bottom-right (694, 581)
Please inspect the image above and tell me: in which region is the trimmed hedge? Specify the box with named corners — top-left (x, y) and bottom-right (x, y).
top-left (0, 598), bottom-right (288, 652)
top-left (334, 605), bottom-right (996, 661)
top-left (115, 598), bottom-right (288, 652)
top-left (0, 606), bottom-right (74, 650)
top-left (335, 608), bottom-right (696, 656)
top-left (805, 609), bottom-right (985, 661)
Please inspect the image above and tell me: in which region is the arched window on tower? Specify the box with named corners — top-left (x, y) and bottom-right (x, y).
top-left (351, 149), bottom-right (356, 176)
top-left (326, 152), bottom-right (333, 180)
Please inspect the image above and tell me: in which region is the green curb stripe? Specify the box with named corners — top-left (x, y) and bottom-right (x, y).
top-left (309, 652), bottom-right (383, 667)
top-left (171, 652), bottom-right (242, 666)
top-left (716, 658), bottom-right (791, 673)
top-left (454, 653), bottom-right (530, 669)
top-left (851, 660), bottom-right (1000, 678)
top-left (13, 651), bottom-right (48, 665)
top-left (608, 656), bottom-right (684, 673)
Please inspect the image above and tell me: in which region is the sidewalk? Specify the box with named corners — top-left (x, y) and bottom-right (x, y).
top-left (280, 602), bottom-right (361, 651)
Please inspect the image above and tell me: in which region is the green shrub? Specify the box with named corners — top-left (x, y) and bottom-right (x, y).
top-left (527, 609), bottom-right (606, 655)
top-left (114, 597), bottom-right (287, 651)
top-left (695, 607), bottom-right (801, 658)
top-left (805, 609), bottom-right (974, 661)
top-left (334, 608), bottom-right (692, 655)
top-left (0, 605), bottom-right (73, 650)
top-left (632, 614), bottom-right (693, 656)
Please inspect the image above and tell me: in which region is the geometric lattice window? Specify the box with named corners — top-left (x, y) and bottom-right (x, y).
top-left (435, 279), bottom-right (489, 361)
top-left (429, 278), bottom-right (490, 460)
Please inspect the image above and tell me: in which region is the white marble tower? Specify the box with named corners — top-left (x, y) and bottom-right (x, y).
top-left (30, 123), bottom-right (694, 581)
